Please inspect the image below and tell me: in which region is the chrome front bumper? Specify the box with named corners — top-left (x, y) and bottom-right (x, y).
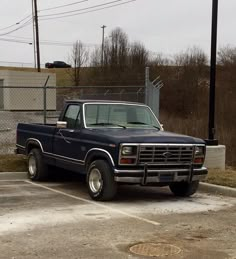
top-left (114, 167), bottom-right (208, 184)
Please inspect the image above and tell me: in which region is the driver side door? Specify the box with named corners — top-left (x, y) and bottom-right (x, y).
top-left (53, 104), bottom-right (84, 172)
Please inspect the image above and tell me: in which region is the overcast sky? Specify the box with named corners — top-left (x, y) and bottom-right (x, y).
top-left (0, 0), bottom-right (235, 66)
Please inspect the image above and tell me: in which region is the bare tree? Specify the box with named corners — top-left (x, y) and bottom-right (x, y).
top-left (149, 52), bottom-right (170, 66)
top-left (174, 46), bottom-right (208, 67)
top-left (90, 47), bottom-right (101, 67)
top-left (90, 28), bottom-right (149, 70)
top-left (68, 40), bottom-right (89, 86)
top-left (129, 41), bottom-right (149, 68)
top-left (218, 45), bottom-right (236, 66)
top-left (106, 27), bottom-right (129, 69)
top-left (171, 47), bottom-right (208, 115)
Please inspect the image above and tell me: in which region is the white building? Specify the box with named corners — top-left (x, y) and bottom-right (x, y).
top-left (0, 70), bottom-right (56, 110)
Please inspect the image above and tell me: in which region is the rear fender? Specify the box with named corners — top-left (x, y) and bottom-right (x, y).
top-left (26, 138), bottom-right (43, 155)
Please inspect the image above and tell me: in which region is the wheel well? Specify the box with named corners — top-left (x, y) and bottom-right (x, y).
top-left (27, 143), bottom-right (41, 154)
top-left (85, 154), bottom-right (112, 172)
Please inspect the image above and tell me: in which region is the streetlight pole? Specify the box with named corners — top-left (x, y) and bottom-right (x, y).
top-left (207, 0), bottom-right (219, 145)
top-left (33, 0), bottom-right (41, 72)
top-left (101, 25), bottom-right (106, 66)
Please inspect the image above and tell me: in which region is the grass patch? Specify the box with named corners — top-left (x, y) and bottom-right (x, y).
top-left (206, 168), bottom-right (236, 188)
top-left (0, 154), bottom-right (27, 172)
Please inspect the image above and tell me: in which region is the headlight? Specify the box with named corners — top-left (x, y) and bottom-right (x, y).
top-left (122, 146), bottom-right (136, 155)
top-left (119, 145), bottom-right (138, 165)
top-left (194, 145), bottom-right (205, 164)
top-left (195, 146), bottom-right (204, 156)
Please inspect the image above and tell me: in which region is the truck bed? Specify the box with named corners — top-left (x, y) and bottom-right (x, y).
top-left (16, 123), bottom-right (57, 154)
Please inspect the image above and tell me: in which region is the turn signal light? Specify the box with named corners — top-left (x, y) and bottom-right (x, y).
top-left (194, 157), bottom-right (204, 164)
top-left (120, 158), bottom-right (135, 164)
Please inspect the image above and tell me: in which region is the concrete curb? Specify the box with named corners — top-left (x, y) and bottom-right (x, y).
top-left (199, 182), bottom-right (236, 197)
top-left (0, 171), bottom-right (27, 180)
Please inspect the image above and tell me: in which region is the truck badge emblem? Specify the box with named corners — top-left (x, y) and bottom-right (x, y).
top-left (163, 152), bottom-right (172, 158)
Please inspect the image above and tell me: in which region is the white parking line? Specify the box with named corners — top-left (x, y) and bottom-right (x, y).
top-left (0, 184), bottom-right (30, 187)
top-left (0, 179), bottom-right (26, 182)
top-left (0, 172), bottom-right (26, 174)
top-left (25, 180), bottom-right (161, 226)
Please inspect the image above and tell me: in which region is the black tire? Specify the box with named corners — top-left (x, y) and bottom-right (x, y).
top-left (28, 148), bottom-right (48, 181)
top-left (86, 160), bottom-right (117, 201)
top-left (169, 181), bottom-right (199, 197)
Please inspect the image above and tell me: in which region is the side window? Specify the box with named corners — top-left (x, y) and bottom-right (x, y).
top-left (63, 105), bottom-right (81, 129)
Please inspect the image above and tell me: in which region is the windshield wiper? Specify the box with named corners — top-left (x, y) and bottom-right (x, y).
top-left (127, 121), bottom-right (147, 125)
top-left (89, 123), bottom-right (126, 129)
top-left (127, 121), bottom-right (160, 130)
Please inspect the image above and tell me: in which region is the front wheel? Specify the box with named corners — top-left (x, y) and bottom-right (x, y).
top-left (169, 181), bottom-right (199, 197)
top-left (28, 148), bottom-right (48, 181)
top-left (87, 160), bottom-right (117, 201)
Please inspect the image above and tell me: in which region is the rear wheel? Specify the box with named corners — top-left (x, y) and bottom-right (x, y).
top-left (169, 181), bottom-right (199, 197)
top-left (28, 148), bottom-right (48, 181)
top-left (87, 160), bottom-right (117, 201)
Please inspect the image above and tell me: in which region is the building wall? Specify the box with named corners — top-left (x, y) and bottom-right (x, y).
top-left (0, 70), bottom-right (56, 110)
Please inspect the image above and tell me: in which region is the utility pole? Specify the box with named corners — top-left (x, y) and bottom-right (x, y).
top-left (101, 25), bottom-right (106, 66)
top-left (206, 0), bottom-right (218, 145)
top-left (34, 0), bottom-right (41, 72)
top-left (31, 0), bottom-right (36, 68)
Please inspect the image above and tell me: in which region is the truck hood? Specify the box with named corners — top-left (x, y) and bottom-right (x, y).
top-left (84, 128), bottom-right (205, 145)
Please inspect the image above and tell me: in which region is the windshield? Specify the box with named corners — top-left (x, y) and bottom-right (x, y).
top-left (84, 103), bottom-right (161, 129)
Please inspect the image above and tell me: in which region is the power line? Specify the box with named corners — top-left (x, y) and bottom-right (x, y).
top-left (40, 0), bottom-right (136, 20)
top-left (0, 0), bottom-right (88, 31)
top-left (40, 0), bottom-right (127, 18)
top-left (0, 0), bottom-right (135, 35)
top-left (0, 14), bottom-right (31, 31)
top-left (0, 0), bottom-right (136, 48)
top-left (3, 35), bottom-right (33, 40)
top-left (0, 36), bottom-right (98, 47)
top-left (0, 18), bottom-right (32, 36)
top-left (0, 38), bottom-right (32, 44)
top-left (0, 0), bottom-right (88, 32)
top-left (39, 0), bottom-right (89, 12)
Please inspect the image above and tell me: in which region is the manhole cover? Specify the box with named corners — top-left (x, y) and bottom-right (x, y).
top-left (130, 243), bottom-right (182, 257)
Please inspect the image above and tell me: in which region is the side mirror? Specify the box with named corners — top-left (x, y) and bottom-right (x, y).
top-left (56, 121), bottom-right (67, 129)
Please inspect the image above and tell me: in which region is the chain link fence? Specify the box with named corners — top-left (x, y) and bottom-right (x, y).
top-left (0, 85), bottom-right (145, 154)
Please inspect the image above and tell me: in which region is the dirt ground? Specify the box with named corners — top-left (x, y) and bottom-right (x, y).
top-left (0, 171), bottom-right (236, 259)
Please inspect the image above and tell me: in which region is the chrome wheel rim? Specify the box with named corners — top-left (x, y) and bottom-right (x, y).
top-left (89, 168), bottom-right (103, 193)
top-left (28, 155), bottom-right (37, 176)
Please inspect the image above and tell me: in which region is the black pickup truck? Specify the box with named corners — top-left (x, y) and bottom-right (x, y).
top-left (16, 100), bottom-right (207, 201)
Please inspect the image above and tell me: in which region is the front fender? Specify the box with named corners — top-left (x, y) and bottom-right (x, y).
top-left (84, 148), bottom-right (115, 171)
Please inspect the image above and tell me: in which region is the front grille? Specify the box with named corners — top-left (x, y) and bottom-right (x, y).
top-left (138, 145), bottom-right (194, 165)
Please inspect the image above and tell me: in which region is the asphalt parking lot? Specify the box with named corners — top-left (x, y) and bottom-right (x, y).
top-left (0, 171), bottom-right (236, 259)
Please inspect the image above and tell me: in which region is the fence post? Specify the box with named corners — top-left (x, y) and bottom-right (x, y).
top-left (153, 87), bottom-right (160, 119)
top-left (145, 66), bottom-right (163, 119)
top-left (145, 67), bottom-right (150, 105)
top-left (43, 76), bottom-right (50, 124)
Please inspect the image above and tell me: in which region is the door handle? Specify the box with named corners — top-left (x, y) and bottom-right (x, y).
top-left (58, 129), bottom-right (71, 144)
